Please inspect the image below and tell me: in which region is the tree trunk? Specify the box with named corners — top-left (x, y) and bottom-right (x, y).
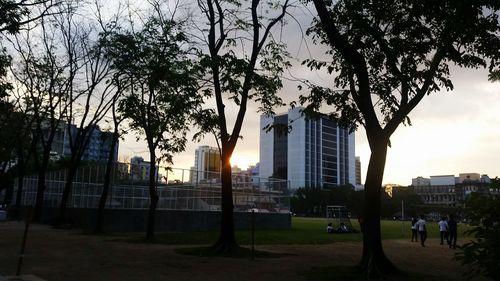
top-left (33, 153), bottom-right (50, 222)
top-left (58, 163), bottom-right (78, 223)
top-left (15, 135), bottom-right (36, 210)
top-left (95, 131), bottom-right (119, 234)
top-left (145, 152), bottom-right (158, 241)
top-left (359, 138), bottom-right (398, 278)
top-left (15, 148), bottom-right (26, 209)
top-left (211, 152), bottom-right (238, 253)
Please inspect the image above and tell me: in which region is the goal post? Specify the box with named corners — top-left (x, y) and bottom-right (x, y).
top-left (326, 205), bottom-right (354, 232)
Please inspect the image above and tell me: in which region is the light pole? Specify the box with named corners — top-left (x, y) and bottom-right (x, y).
top-left (401, 200), bottom-right (405, 237)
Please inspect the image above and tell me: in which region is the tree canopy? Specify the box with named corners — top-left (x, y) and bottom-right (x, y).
top-left (102, 14), bottom-right (201, 240)
top-left (304, 0), bottom-right (500, 277)
top-left (195, 0), bottom-right (290, 252)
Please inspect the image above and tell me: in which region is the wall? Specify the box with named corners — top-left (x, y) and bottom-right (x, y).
top-left (20, 208), bottom-right (291, 232)
top-left (430, 175), bottom-right (455, 186)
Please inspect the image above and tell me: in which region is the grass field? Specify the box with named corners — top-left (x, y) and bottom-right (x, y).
top-left (151, 217), bottom-right (473, 245)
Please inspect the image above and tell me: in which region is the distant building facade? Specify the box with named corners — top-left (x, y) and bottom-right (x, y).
top-left (411, 176), bottom-right (431, 187)
top-left (190, 146), bottom-right (221, 184)
top-left (47, 121), bottom-right (118, 162)
top-left (259, 107), bottom-right (356, 189)
top-left (411, 173), bottom-right (497, 206)
top-left (129, 156), bottom-right (158, 181)
top-left (355, 156), bottom-right (363, 189)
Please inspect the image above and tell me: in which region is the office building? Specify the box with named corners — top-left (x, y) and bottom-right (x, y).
top-left (46, 121), bottom-right (118, 162)
top-left (191, 145), bottom-right (221, 183)
top-left (129, 156), bottom-right (158, 181)
top-left (355, 156), bottom-right (362, 186)
top-left (260, 107), bottom-right (356, 189)
top-left (411, 173), bottom-right (497, 206)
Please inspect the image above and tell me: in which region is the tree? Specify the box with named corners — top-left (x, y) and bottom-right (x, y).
top-left (102, 14), bottom-right (201, 240)
top-left (303, 0), bottom-right (500, 277)
top-left (9, 11), bottom-right (76, 221)
top-left (0, 0), bottom-right (59, 206)
top-left (490, 177), bottom-right (500, 190)
top-left (456, 194), bottom-right (500, 280)
top-left (56, 1), bottom-right (116, 222)
top-left (0, 0), bottom-right (58, 34)
top-left (0, 0), bottom-right (59, 96)
top-left (95, 79), bottom-right (125, 234)
top-left (0, 110), bottom-right (32, 204)
top-left (291, 185), bottom-right (361, 217)
top-left (195, 0), bottom-right (290, 253)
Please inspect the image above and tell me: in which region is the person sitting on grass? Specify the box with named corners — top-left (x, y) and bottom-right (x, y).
top-left (326, 222), bottom-right (334, 233)
top-left (338, 222), bottom-right (349, 233)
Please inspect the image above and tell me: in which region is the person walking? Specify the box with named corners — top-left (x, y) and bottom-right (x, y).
top-left (448, 214), bottom-right (458, 249)
top-left (438, 216), bottom-right (449, 245)
top-left (417, 215), bottom-right (427, 247)
top-left (411, 217), bottom-right (418, 242)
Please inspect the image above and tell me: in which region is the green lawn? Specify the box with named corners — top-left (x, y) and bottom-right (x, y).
top-left (151, 217), bottom-right (473, 245)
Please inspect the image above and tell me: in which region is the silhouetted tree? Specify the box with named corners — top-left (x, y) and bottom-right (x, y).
top-left (10, 12), bottom-right (75, 221)
top-left (304, 0), bottom-right (500, 277)
top-left (195, 0), bottom-right (290, 253)
top-left (57, 1), bottom-right (117, 222)
top-left (0, 0), bottom-right (59, 208)
top-left (103, 13), bottom-right (201, 240)
top-left (94, 84), bottom-right (125, 234)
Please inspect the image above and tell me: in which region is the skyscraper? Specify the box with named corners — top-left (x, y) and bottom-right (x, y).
top-left (191, 145), bottom-right (221, 183)
top-left (355, 156), bottom-right (362, 185)
top-left (260, 107), bottom-right (356, 189)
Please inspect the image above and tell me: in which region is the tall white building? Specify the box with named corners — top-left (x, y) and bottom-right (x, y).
top-left (260, 107), bottom-right (356, 189)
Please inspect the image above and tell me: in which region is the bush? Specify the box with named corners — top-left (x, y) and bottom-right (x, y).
top-left (455, 194), bottom-right (500, 280)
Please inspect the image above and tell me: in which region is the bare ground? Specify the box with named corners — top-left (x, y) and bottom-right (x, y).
top-left (0, 221), bottom-right (485, 281)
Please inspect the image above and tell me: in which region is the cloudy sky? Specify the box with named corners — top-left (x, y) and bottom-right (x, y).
top-left (118, 3), bottom-right (500, 186)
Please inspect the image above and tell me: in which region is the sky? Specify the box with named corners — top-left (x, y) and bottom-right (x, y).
top-left (120, 64), bottom-right (500, 186)
top-left (117, 3), bottom-right (500, 187)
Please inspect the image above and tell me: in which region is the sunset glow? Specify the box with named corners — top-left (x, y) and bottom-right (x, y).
top-left (230, 153), bottom-right (258, 169)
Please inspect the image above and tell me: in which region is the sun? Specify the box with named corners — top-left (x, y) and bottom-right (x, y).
top-left (230, 153), bottom-right (258, 169)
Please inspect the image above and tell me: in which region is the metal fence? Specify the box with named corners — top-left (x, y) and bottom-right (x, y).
top-left (13, 163), bottom-right (290, 213)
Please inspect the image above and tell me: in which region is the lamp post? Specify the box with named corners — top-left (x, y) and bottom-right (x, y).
top-left (401, 200), bottom-right (404, 237)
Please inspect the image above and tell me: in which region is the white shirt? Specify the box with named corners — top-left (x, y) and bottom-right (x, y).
top-left (438, 220), bottom-right (448, 232)
top-left (417, 218), bottom-right (426, 232)
top-left (411, 220), bottom-right (418, 230)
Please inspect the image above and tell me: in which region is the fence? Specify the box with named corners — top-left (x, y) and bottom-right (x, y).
top-left (13, 163), bottom-right (290, 214)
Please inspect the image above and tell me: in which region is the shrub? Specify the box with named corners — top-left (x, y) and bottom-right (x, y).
top-left (455, 194), bottom-right (500, 280)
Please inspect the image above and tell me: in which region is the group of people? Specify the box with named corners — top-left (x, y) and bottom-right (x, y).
top-left (411, 214), bottom-right (458, 248)
top-left (326, 222), bottom-right (350, 233)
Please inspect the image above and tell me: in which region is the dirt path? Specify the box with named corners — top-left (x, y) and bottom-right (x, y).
top-left (0, 222), bottom-right (484, 281)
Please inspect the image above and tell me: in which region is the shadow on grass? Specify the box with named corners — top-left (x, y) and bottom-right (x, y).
top-left (301, 266), bottom-right (455, 281)
top-left (175, 246), bottom-right (294, 259)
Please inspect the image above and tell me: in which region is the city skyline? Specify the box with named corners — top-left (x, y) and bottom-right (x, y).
top-left (119, 64), bottom-right (500, 186)
top-left (113, 5), bottom-right (500, 188)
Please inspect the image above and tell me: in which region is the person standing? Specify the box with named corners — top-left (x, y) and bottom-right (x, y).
top-left (438, 216), bottom-right (449, 245)
top-left (358, 215), bottom-right (364, 233)
top-left (448, 214), bottom-right (458, 249)
top-left (411, 217), bottom-right (418, 242)
top-left (417, 215), bottom-right (427, 247)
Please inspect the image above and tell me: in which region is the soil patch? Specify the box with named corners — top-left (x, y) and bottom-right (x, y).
top-left (0, 221), bottom-right (488, 281)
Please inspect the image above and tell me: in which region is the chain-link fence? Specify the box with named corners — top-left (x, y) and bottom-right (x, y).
top-left (13, 163), bottom-right (290, 213)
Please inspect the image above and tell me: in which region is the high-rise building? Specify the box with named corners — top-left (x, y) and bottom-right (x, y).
top-left (191, 146), bottom-right (221, 183)
top-left (45, 121), bottom-right (118, 162)
top-left (129, 156), bottom-right (158, 181)
top-left (355, 156), bottom-right (362, 186)
top-left (259, 107), bottom-right (356, 189)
